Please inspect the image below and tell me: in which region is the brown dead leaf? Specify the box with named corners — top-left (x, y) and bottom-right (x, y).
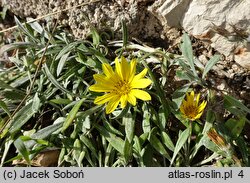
top-left (13, 149), bottom-right (60, 167)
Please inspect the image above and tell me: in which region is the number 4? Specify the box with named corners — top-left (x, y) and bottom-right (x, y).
top-left (238, 170), bottom-right (244, 178)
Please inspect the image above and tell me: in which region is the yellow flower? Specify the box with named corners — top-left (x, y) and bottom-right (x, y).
top-left (89, 56), bottom-right (152, 114)
top-left (180, 91), bottom-right (207, 121)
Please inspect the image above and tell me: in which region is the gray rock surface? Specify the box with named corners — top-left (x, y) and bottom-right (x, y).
top-left (1, 0), bottom-right (162, 42)
top-left (1, 0), bottom-right (250, 70)
top-left (152, 0), bottom-right (250, 70)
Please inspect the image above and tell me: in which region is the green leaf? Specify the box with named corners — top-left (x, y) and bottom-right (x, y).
top-left (0, 138), bottom-right (13, 166)
top-left (181, 33), bottom-right (198, 77)
top-left (31, 118), bottom-right (64, 140)
top-left (133, 135), bottom-right (142, 153)
top-left (224, 95), bottom-right (250, 114)
top-left (88, 47), bottom-right (109, 64)
top-left (123, 138), bottom-right (132, 163)
top-left (122, 19), bottom-right (128, 47)
top-left (55, 42), bottom-right (77, 60)
top-left (104, 143), bottom-right (113, 166)
top-left (0, 6), bottom-right (7, 19)
top-left (61, 98), bottom-right (85, 133)
top-left (14, 137), bottom-right (30, 165)
top-left (44, 64), bottom-right (73, 95)
top-left (95, 124), bottom-right (124, 154)
top-left (0, 81), bottom-right (18, 91)
top-left (161, 131), bottom-right (175, 152)
top-left (142, 104), bottom-right (151, 133)
top-left (2, 90), bottom-right (25, 100)
top-left (90, 27), bottom-right (100, 47)
top-left (235, 136), bottom-right (250, 166)
top-left (103, 120), bottom-right (123, 137)
top-left (170, 128), bottom-right (190, 166)
top-left (0, 42), bottom-right (35, 56)
top-left (27, 17), bottom-right (49, 39)
top-left (158, 107), bottom-right (167, 130)
top-left (50, 98), bottom-right (71, 105)
top-left (57, 52), bottom-right (71, 76)
top-left (72, 139), bottom-right (83, 167)
top-left (123, 111), bottom-right (135, 143)
top-left (9, 101), bottom-right (40, 134)
top-left (190, 109), bottom-right (216, 160)
top-left (172, 83), bottom-right (190, 109)
top-left (0, 99), bottom-right (11, 117)
top-left (14, 16), bottom-right (37, 42)
top-left (32, 93), bottom-right (40, 111)
top-left (80, 135), bottom-right (98, 159)
top-left (225, 118), bottom-right (245, 138)
top-left (148, 132), bottom-right (171, 161)
top-left (202, 54), bottom-right (220, 79)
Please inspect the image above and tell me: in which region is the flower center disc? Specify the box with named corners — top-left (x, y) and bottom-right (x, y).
top-left (115, 80), bottom-right (131, 95)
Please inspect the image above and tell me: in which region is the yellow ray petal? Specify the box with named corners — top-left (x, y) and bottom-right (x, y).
top-left (120, 94), bottom-right (128, 108)
top-left (194, 112), bottom-right (203, 120)
top-left (127, 93), bottom-right (137, 106)
top-left (133, 68), bottom-right (148, 81)
top-left (94, 93), bottom-right (117, 105)
top-left (196, 93), bottom-right (200, 107)
top-left (129, 59), bottom-right (137, 78)
top-left (130, 89), bottom-right (151, 101)
top-left (93, 74), bottom-right (112, 84)
top-left (115, 57), bottom-right (123, 80)
top-left (198, 101), bottom-right (207, 113)
top-left (89, 84), bottom-right (114, 92)
top-left (102, 63), bottom-right (115, 78)
top-left (106, 97), bottom-right (120, 114)
top-left (120, 56), bottom-right (130, 81)
top-left (130, 78), bottom-right (152, 89)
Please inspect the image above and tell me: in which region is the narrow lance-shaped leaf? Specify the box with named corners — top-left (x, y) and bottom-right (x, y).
top-left (148, 132), bottom-right (171, 161)
top-left (123, 138), bottom-right (132, 163)
top-left (57, 52), bottom-right (71, 76)
top-left (122, 19), bottom-right (128, 47)
top-left (123, 110), bottom-right (135, 143)
top-left (224, 95), bottom-right (250, 114)
top-left (225, 118), bottom-right (245, 138)
top-left (202, 54), bottom-right (220, 79)
top-left (161, 131), bottom-right (175, 152)
top-left (95, 124), bottom-right (124, 154)
top-left (0, 99), bottom-right (11, 117)
top-left (14, 137), bottom-right (30, 165)
top-left (170, 128), bottom-right (190, 166)
top-left (181, 33), bottom-right (198, 77)
top-left (44, 64), bottom-right (73, 95)
top-left (9, 98), bottom-right (40, 134)
top-left (172, 83), bottom-right (190, 109)
top-left (80, 134), bottom-right (98, 159)
top-left (14, 16), bottom-right (37, 42)
top-left (61, 98), bottom-right (85, 133)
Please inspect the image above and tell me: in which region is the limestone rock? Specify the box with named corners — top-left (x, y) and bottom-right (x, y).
top-left (1, 0), bottom-right (163, 41)
top-left (2, 0), bottom-right (250, 70)
top-left (152, 0), bottom-right (250, 70)
top-left (234, 44), bottom-right (250, 70)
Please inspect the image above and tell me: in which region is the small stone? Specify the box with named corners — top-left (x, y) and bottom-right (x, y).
top-left (198, 55), bottom-right (208, 65)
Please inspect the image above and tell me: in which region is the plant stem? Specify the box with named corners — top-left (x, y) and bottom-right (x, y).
top-left (186, 120), bottom-right (192, 166)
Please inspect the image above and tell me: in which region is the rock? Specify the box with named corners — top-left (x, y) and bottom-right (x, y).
top-left (149, 0), bottom-right (191, 28)
top-left (234, 44), bottom-right (250, 70)
top-left (1, 0), bottom-right (163, 42)
top-left (152, 0), bottom-right (250, 70)
top-left (2, 0), bottom-right (250, 70)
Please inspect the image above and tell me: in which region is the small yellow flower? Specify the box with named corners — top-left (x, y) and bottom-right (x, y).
top-left (180, 91), bottom-right (207, 121)
top-left (89, 56), bottom-right (152, 114)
